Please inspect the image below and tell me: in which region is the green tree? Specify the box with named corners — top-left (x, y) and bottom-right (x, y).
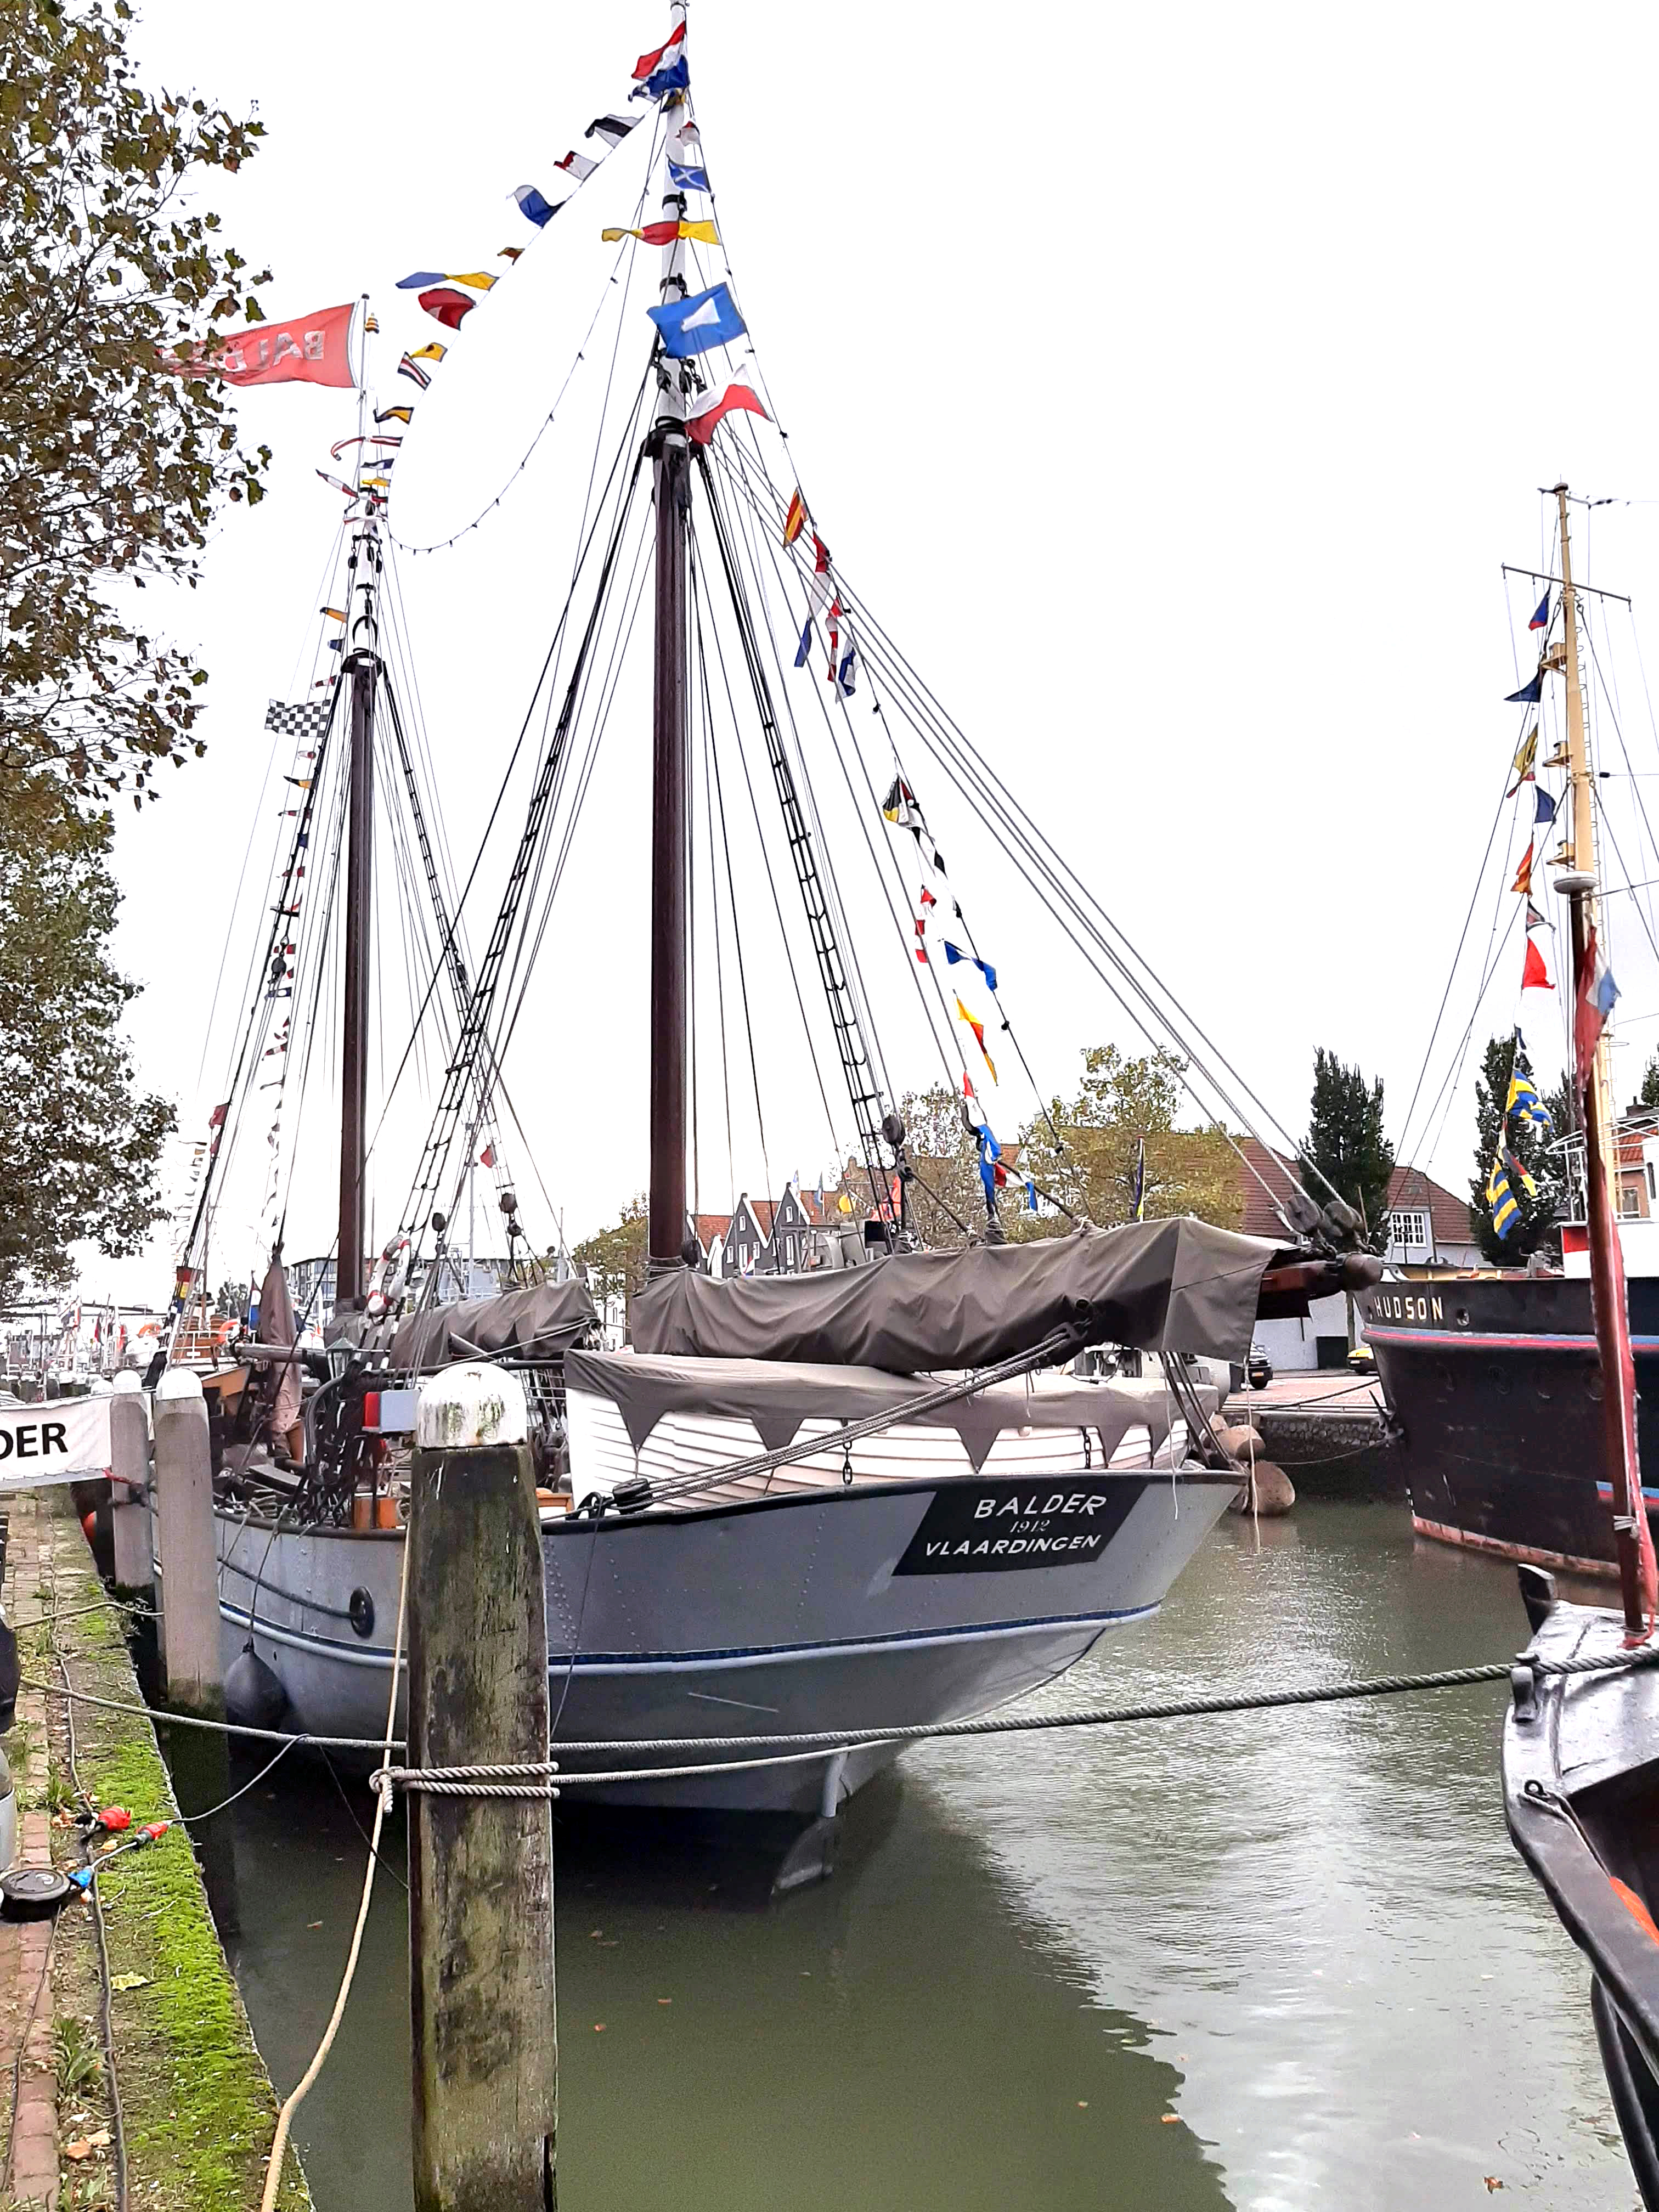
top-left (1469, 1032), bottom-right (1563, 1263)
top-left (572, 1195), bottom-right (649, 1322)
top-left (890, 1085), bottom-right (983, 1247)
top-left (0, 0), bottom-right (270, 815)
top-left (1630, 1049), bottom-right (1659, 1115)
top-left (1018, 1044), bottom-right (1240, 1240)
top-left (215, 1277), bottom-right (246, 1322)
top-left (0, 780), bottom-right (171, 1303)
top-left (1298, 1048), bottom-right (1395, 1251)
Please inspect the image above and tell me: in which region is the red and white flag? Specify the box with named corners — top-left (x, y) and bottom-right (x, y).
top-left (687, 380), bottom-right (767, 446)
top-left (159, 301), bottom-right (357, 390)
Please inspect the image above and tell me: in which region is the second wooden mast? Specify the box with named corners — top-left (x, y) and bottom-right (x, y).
top-left (647, 0), bottom-right (693, 1279)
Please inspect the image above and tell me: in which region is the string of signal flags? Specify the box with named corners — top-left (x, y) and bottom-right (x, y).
top-left (1485, 585), bottom-right (1621, 1238)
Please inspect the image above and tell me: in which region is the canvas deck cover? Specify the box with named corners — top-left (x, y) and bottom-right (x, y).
top-left (389, 1281), bottom-right (596, 1372)
top-left (630, 1217), bottom-right (1277, 1374)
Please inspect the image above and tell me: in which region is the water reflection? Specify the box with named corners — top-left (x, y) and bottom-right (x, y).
top-left (204, 1503), bottom-right (1630, 2212)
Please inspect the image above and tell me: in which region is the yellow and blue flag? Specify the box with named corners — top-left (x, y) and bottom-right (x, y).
top-left (1487, 1154), bottom-right (1521, 1239)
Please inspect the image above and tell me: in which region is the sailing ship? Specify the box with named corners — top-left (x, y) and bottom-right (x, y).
top-left (1363, 485), bottom-right (1659, 1578)
top-left (173, 5), bottom-right (1379, 1818)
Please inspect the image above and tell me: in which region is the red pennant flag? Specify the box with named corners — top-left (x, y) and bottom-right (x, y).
top-left (1521, 935), bottom-right (1553, 990)
top-left (419, 286), bottom-right (476, 331)
top-left (1510, 840), bottom-right (1534, 897)
top-left (479, 1143), bottom-right (496, 1169)
top-left (784, 491), bottom-right (807, 545)
top-left (687, 380), bottom-right (768, 446)
top-left (159, 301), bottom-right (356, 388)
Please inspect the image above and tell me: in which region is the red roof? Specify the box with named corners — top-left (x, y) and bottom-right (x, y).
top-left (691, 1213), bottom-right (730, 1250)
top-left (1235, 1138), bottom-right (1306, 1242)
top-left (747, 1198), bottom-right (777, 1234)
top-left (1385, 1165), bottom-right (1475, 1246)
top-left (1233, 1139), bottom-right (1473, 1246)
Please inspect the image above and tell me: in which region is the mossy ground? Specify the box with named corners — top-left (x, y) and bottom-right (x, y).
top-left (23, 1492), bottom-right (309, 2211)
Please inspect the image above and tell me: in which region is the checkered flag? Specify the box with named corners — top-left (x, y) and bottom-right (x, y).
top-left (264, 699), bottom-right (332, 740)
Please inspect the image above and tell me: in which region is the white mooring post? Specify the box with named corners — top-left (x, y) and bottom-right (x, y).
top-left (150, 1368), bottom-right (223, 1714)
top-left (408, 1361), bottom-right (556, 2212)
top-left (109, 1372), bottom-right (154, 1596)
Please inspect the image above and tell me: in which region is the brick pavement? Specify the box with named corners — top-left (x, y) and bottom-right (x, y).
top-left (0, 1496), bottom-right (57, 2209)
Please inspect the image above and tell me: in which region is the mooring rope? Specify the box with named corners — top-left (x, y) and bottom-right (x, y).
top-left (367, 1637), bottom-right (1659, 1799)
top-left (22, 1631), bottom-right (1655, 1793)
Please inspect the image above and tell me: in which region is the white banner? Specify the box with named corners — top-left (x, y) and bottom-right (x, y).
top-left (0, 1396), bottom-right (112, 1488)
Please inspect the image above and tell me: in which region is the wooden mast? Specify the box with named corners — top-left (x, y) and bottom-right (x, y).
top-left (1554, 482), bottom-right (1647, 1637)
top-left (647, 0), bottom-right (692, 1277)
top-left (338, 524), bottom-right (379, 1310)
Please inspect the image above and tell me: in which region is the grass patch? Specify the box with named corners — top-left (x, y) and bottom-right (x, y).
top-left (37, 1496), bottom-right (310, 2211)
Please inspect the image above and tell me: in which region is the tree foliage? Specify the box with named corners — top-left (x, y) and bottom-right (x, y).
top-left (1298, 1048), bottom-right (1395, 1251)
top-left (0, 782), bottom-right (171, 1302)
top-left (1630, 1049), bottom-right (1659, 1116)
top-left (1021, 1044), bottom-right (1240, 1239)
top-left (572, 1195), bottom-right (649, 1319)
top-left (887, 1047), bottom-right (1241, 1250)
top-left (0, 0), bottom-right (270, 814)
top-left (1469, 1033), bottom-right (1565, 1265)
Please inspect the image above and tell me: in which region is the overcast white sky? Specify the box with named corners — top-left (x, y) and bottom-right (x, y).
top-left (82, 0), bottom-right (1659, 1303)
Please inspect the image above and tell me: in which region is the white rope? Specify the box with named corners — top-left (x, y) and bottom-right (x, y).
top-left (258, 1535), bottom-right (409, 2212)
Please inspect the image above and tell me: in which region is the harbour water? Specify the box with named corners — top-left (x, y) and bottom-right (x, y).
top-left (212, 1501), bottom-right (1632, 2211)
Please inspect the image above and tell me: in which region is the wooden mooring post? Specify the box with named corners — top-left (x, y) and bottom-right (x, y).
top-left (109, 1371), bottom-right (154, 1597)
top-left (150, 1367), bottom-right (222, 1715)
top-left (408, 1362), bottom-right (556, 2212)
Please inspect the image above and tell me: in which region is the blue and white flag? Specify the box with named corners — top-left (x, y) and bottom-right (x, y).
top-left (1534, 785), bottom-right (1557, 826)
top-left (794, 618), bottom-right (812, 668)
top-left (669, 159), bottom-right (710, 193)
top-left (648, 281), bottom-right (746, 358)
top-left (943, 943), bottom-right (997, 993)
top-left (834, 640), bottom-right (858, 699)
top-left (512, 183), bottom-right (560, 228)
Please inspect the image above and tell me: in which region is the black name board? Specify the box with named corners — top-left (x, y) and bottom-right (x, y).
top-left (894, 1476), bottom-right (1148, 1575)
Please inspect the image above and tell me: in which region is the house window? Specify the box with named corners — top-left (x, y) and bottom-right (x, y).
top-left (1648, 1162), bottom-right (1656, 1203)
top-left (1623, 1187), bottom-right (1643, 1218)
top-left (1389, 1209), bottom-right (1430, 1251)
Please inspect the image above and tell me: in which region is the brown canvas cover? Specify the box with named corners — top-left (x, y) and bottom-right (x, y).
top-left (629, 1217), bottom-right (1276, 1375)
top-left (388, 1280), bottom-right (597, 1373)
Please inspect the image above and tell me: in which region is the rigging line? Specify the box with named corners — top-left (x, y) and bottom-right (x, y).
top-left (1395, 752), bottom-right (1527, 1169)
top-left (195, 527), bottom-right (348, 1093)
top-left (854, 671), bottom-right (1307, 1234)
top-left (1419, 902), bottom-right (1525, 1176)
top-left (833, 608), bottom-right (1285, 1181)
top-left (688, 546), bottom-right (785, 1192)
top-left (698, 453), bottom-right (909, 1220)
top-left (489, 506), bottom-right (657, 1118)
top-left (1592, 782), bottom-right (1659, 974)
top-left (712, 441), bottom-right (1329, 1212)
top-left (486, 487), bottom-right (656, 1077)
top-left (691, 527), bottom-right (848, 1184)
top-left (177, 683), bottom-right (346, 1299)
top-left (857, 667), bottom-right (1069, 1164)
top-left (716, 455), bottom-right (911, 1118)
top-left (701, 707), bottom-right (737, 1205)
top-left (378, 545), bottom-right (464, 918)
top-left (386, 111), bottom-right (665, 558)
top-left (276, 734), bottom-right (354, 1243)
top-left (699, 605), bottom-right (786, 1203)
top-left (398, 428), bottom-right (653, 1247)
top-left (1583, 621), bottom-right (1659, 966)
top-left (371, 408), bottom-right (651, 1234)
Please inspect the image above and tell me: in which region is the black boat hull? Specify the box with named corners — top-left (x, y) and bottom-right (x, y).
top-left (1361, 1276), bottom-right (1659, 1577)
top-left (1504, 1583), bottom-right (1659, 2210)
